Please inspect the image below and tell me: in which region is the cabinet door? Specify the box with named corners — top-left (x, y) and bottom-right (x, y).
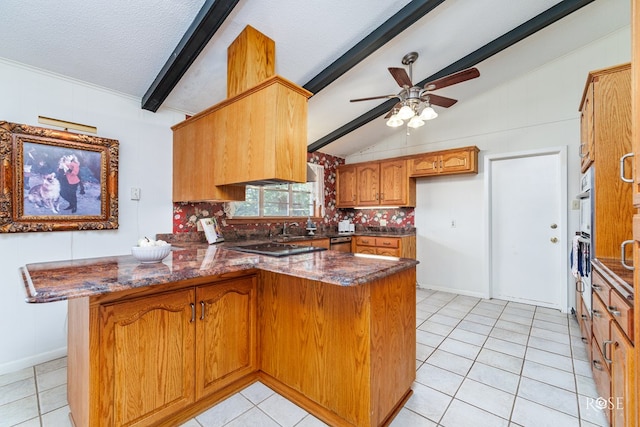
top-left (196, 277), bottom-right (257, 398)
top-left (336, 164), bottom-right (357, 207)
top-left (580, 83), bottom-right (595, 172)
top-left (379, 160), bottom-right (408, 205)
top-left (610, 322), bottom-right (635, 427)
top-left (410, 153), bottom-right (440, 176)
top-left (356, 163), bottom-right (380, 205)
top-left (441, 149), bottom-right (473, 174)
top-left (100, 289), bottom-right (196, 427)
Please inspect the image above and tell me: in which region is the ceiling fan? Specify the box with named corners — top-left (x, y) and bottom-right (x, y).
top-left (350, 52), bottom-right (480, 128)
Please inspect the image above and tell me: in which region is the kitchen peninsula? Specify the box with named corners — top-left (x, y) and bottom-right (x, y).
top-left (21, 245), bottom-right (418, 427)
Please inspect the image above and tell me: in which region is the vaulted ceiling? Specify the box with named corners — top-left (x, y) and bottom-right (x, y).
top-left (0, 0), bottom-right (630, 158)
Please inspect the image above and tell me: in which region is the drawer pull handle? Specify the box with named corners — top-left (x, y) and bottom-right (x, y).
top-left (190, 303), bottom-right (195, 323)
top-left (592, 283), bottom-right (602, 290)
top-left (603, 340), bottom-right (613, 364)
top-left (575, 280), bottom-right (584, 293)
top-left (581, 314), bottom-right (588, 320)
top-left (383, 242), bottom-right (391, 245)
top-left (593, 359), bottom-right (604, 371)
top-left (200, 301), bottom-right (205, 320)
top-left (581, 337), bottom-right (588, 343)
top-left (607, 306), bottom-right (621, 317)
top-left (592, 309), bottom-right (602, 318)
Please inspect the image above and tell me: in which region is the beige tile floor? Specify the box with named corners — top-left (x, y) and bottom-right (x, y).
top-left (0, 289), bottom-right (610, 427)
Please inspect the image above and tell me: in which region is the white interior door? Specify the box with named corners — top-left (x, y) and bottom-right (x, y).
top-left (487, 148), bottom-right (567, 309)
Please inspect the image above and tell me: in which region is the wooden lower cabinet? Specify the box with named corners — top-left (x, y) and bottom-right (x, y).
top-left (353, 235), bottom-right (416, 259)
top-left (68, 274), bottom-right (257, 427)
top-left (258, 269), bottom-right (416, 427)
top-left (610, 321), bottom-right (635, 427)
top-left (589, 264), bottom-right (636, 427)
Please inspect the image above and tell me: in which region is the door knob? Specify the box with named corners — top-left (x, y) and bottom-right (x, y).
top-left (550, 224), bottom-right (557, 229)
top-left (550, 237), bottom-right (558, 243)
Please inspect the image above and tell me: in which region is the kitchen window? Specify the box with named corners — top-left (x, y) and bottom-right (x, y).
top-left (231, 163), bottom-right (324, 219)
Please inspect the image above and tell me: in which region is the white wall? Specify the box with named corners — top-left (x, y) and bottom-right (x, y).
top-left (346, 27), bottom-right (631, 306)
top-left (0, 59), bottom-right (184, 374)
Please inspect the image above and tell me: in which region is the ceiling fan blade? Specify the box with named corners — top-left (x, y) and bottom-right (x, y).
top-left (424, 68), bottom-right (480, 91)
top-left (388, 67), bottom-right (413, 88)
top-left (384, 102), bottom-right (402, 119)
top-left (350, 94), bottom-right (397, 102)
top-left (427, 94), bottom-right (458, 108)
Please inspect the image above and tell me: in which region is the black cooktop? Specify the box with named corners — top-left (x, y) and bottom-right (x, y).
top-left (226, 242), bottom-right (327, 257)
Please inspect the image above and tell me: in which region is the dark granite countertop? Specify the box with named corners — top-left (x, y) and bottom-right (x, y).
top-left (21, 244), bottom-right (418, 303)
top-left (592, 258), bottom-right (634, 303)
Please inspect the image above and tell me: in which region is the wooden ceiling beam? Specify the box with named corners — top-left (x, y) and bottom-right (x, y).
top-left (141, 0), bottom-right (240, 112)
top-left (308, 0), bottom-right (596, 153)
top-left (303, 0), bottom-right (446, 95)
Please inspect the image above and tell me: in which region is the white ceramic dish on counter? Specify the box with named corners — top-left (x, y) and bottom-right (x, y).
top-left (131, 244), bottom-right (172, 263)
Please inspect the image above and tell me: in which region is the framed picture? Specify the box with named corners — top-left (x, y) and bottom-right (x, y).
top-left (0, 121), bottom-right (119, 232)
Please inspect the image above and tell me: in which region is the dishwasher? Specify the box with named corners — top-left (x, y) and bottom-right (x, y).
top-left (330, 236), bottom-right (352, 252)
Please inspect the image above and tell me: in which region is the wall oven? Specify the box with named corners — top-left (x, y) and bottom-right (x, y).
top-left (574, 167), bottom-right (593, 315)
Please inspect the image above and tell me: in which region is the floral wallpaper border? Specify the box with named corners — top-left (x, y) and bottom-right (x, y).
top-left (172, 152), bottom-right (415, 235)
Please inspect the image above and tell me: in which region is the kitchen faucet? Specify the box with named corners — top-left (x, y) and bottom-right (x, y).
top-left (282, 222), bottom-right (299, 235)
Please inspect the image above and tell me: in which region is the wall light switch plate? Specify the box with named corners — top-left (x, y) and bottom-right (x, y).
top-left (571, 199), bottom-right (580, 210)
top-left (130, 187), bottom-right (141, 200)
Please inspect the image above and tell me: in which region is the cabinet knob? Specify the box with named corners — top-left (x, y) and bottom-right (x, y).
top-left (550, 237), bottom-right (558, 243)
top-left (550, 224), bottom-right (557, 229)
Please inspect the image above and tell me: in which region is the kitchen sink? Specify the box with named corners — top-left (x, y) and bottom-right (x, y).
top-left (272, 235), bottom-right (309, 243)
top-left (226, 242), bottom-right (326, 257)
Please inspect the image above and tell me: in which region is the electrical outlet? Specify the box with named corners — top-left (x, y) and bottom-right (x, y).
top-left (130, 187), bottom-right (141, 200)
top-left (450, 220), bottom-right (456, 228)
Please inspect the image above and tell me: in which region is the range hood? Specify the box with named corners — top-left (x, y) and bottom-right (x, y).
top-left (239, 163), bottom-right (317, 186)
top-left (172, 26), bottom-right (312, 202)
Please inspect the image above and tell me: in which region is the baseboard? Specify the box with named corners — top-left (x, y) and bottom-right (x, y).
top-left (416, 283), bottom-right (490, 300)
top-left (0, 347), bottom-right (67, 376)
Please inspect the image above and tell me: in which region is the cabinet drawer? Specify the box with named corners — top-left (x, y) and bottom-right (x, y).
top-left (578, 295), bottom-right (592, 346)
top-left (592, 294), bottom-right (611, 349)
top-left (355, 236), bottom-right (376, 246)
top-left (355, 246), bottom-right (376, 255)
top-left (375, 237), bottom-right (399, 249)
top-left (376, 248), bottom-right (401, 257)
top-left (608, 290), bottom-right (633, 340)
top-left (592, 270), bottom-right (611, 306)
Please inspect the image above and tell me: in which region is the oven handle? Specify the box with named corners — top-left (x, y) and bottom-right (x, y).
top-left (576, 190), bottom-right (590, 200)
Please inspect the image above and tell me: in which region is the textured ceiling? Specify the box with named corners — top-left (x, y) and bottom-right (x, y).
top-left (0, 0), bottom-right (630, 157)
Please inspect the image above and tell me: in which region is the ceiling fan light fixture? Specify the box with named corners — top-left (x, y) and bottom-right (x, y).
top-left (386, 114), bottom-right (404, 127)
top-left (407, 115), bottom-right (424, 129)
top-left (397, 104), bottom-right (415, 120)
top-left (419, 105), bottom-right (438, 121)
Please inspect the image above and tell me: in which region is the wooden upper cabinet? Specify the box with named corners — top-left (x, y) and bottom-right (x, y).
top-left (336, 164), bottom-right (357, 207)
top-left (380, 159), bottom-right (414, 205)
top-left (410, 146), bottom-right (479, 177)
top-left (172, 26), bottom-right (311, 202)
top-left (336, 159), bottom-right (415, 208)
top-left (356, 162), bottom-right (380, 205)
top-left (580, 84), bottom-right (595, 172)
top-left (585, 64), bottom-right (633, 260)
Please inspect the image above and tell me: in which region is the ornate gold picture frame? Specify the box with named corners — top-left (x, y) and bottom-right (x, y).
top-left (0, 121), bottom-right (119, 232)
